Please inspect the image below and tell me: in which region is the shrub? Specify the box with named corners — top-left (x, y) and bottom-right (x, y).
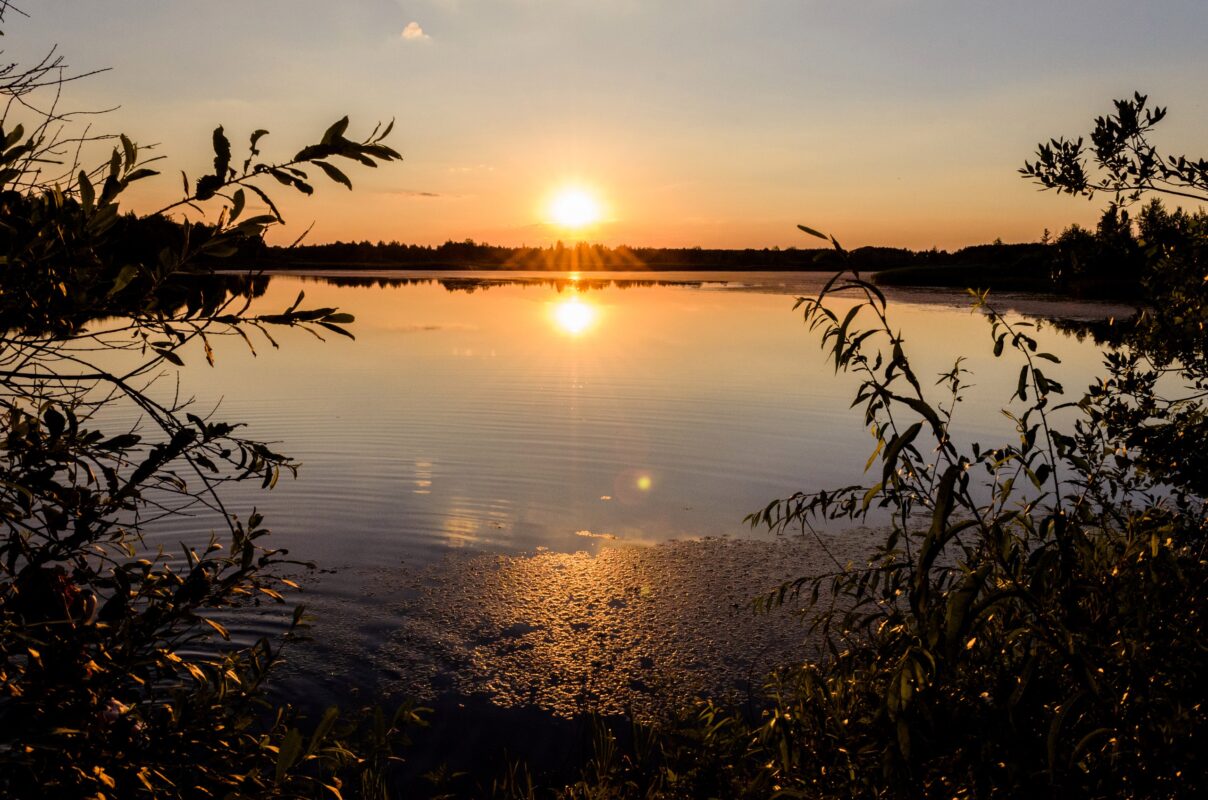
top-left (740, 257), bottom-right (1206, 797)
top-left (0, 8), bottom-right (423, 797)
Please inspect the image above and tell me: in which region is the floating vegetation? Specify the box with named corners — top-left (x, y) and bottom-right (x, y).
top-left (368, 535), bottom-right (880, 721)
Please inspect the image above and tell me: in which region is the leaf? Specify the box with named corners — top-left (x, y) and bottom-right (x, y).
top-left (234, 215), bottom-right (279, 236)
top-left (882, 422), bottom-right (923, 487)
top-left (196, 174), bottom-right (223, 202)
top-left (898, 395), bottom-right (945, 437)
top-left (917, 464), bottom-right (964, 599)
top-left (2, 124), bottom-right (24, 149)
top-left (98, 433), bottom-right (141, 450)
top-left (275, 728), bottom-right (304, 782)
top-left (268, 168), bottom-right (314, 195)
top-left (120, 133), bottom-right (136, 168)
top-left (93, 766), bottom-right (116, 789)
top-left (312, 160), bottom-right (352, 189)
top-left (212, 126), bottom-right (232, 178)
top-left (202, 617), bottom-right (230, 640)
top-left (306, 707), bottom-right (341, 757)
top-left (124, 168), bottom-right (159, 182)
top-left (230, 188), bottom-right (246, 222)
top-left (863, 436), bottom-right (885, 473)
top-left (43, 407), bottom-right (65, 440)
top-left (317, 321), bottom-right (354, 339)
top-left (1047, 693), bottom-right (1085, 773)
top-left (246, 184), bottom-right (284, 222)
top-left (86, 203), bottom-right (120, 235)
top-left (944, 566), bottom-right (986, 649)
top-left (362, 142), bottom-right (401, 161)
top-left (77, 170), bottom-right (95, 211)
top-left (155, 348), bottom-right (185, 367)
top-left (108, 264), bottom-right (139, 297)
top-left (861, 481), bottom-right (884, 512)
top-left (321, 116), bottom-right (350, 146)
top-left (797, 224), bottom-right (829, 241)
top-left (1071, 727), bottom-right (1115, 761)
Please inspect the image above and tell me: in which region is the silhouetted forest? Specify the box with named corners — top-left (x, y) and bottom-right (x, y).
top-left (248, 237), bottom-right (1050, 274)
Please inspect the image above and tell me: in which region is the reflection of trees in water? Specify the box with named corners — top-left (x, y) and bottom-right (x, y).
top-left (281, 274), bottom-right (705, 294)
top-left (1047, 304), bottom-right (1208, 376)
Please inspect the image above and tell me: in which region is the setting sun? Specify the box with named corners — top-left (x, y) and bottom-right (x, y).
top-left (547, 187), bottom-right (602, 230)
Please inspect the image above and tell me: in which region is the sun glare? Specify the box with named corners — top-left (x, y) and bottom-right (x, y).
top-left (548, 187), bottom-right (602, 230)
top-left (552, 295), bottom-right (597, 335)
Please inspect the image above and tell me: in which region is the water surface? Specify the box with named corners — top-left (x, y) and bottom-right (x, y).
top-left (126, 270), bottom-right (1126, 708)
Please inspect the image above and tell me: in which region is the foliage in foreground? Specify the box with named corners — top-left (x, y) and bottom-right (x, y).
top-left (0, 8), bottom-right (430, 796)
top-left (4, 10), bottom-right (1205, 794)
top-left (481, 97), bottom-right (1208, 800)
top-left (740, 274), bottom-right (1204, 798)
top-left (491, 268), bottom-right (1205, 800)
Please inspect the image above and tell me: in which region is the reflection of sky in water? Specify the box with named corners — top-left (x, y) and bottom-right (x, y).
top-left (132, 270), bottom-right (1118, 577)
top-left (110, 269), bottom-right (1125, 707)
top-left (137, 273), bottom-right (1116, 572)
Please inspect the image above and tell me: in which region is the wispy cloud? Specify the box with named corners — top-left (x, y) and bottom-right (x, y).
top-left (378, 189), bottom-right (445, 198)
top-left (401, 21), bottom-right (430, 41)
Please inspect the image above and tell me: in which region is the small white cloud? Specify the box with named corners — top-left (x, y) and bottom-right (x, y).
top-left (401, 21), bottom-right (430, 41)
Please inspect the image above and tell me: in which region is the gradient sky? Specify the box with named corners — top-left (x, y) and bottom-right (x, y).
top-left (11, 1), bottom-right (1208, 249)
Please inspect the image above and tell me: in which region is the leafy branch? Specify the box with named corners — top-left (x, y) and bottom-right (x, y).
top-left (1021, 92), bottom-right (1208, 205)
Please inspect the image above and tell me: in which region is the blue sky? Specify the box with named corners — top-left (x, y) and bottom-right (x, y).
top-left (10, 1), bottom-right (1208, 247)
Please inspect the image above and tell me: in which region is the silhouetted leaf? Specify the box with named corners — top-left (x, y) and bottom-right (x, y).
top-left (320, 116), bottom-right (349, 146)
top-left (77, 170), bottom-right (94, 211)
top-left (107, 264), bottom-right (138, 297)
top-left (312, 160), bottom-right (352, 189)
top-left (212, 126), bottom-right (232, 179)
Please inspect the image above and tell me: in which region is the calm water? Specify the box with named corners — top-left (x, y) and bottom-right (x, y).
top-left (118, 270), bottom-right (1125, 705)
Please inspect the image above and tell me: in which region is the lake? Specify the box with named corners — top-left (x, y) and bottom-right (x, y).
top-left (127, 270), bottom-right (1127, 716)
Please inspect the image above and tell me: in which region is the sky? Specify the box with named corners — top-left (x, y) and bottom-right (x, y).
top-left (8, 1), bottom-right (1208, 249)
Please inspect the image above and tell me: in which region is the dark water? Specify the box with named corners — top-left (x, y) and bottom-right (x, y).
top-left (109, 270), bottom-right (1126, 721)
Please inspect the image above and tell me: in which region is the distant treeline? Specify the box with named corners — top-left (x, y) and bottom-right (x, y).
top-left (250, 238), bottom-right (1050, 273)
top-left (290, 274), bottom-right (699, 293)
top-left (238, 202), bottom-right (1198, 301)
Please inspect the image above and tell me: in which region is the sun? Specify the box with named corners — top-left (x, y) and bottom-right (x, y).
top-left (547, 187), bottom-right (602, 230)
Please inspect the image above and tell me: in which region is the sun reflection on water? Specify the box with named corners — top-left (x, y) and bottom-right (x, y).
top-left (551, 295), bottom-right (598, 336)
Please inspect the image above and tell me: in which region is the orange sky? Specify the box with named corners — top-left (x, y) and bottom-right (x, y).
top-left (14, 1), bottom-right (1208, 250)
